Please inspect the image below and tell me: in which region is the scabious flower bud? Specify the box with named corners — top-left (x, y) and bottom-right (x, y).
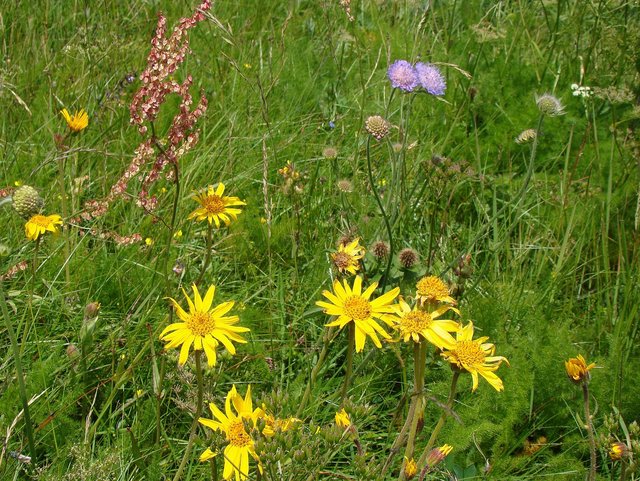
top-left (398, 248), bottom-right (419, 269)
top-left (12, 185), bottom-right (44, 219)
top-left (515, 129), bottom-right (537, 144)
top-left (365, 115), bottom-right (390, 140)
top-left (536, 93), bottom-right (565, 116)
top-left (337, 179), bottom-right (354, 193)
top-left (84, 302), bottom-right (101, 320)
top-left (371, 240), bottom-right (389, 259)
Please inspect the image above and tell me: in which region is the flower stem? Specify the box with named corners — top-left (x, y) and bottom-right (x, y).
top-left (0, 277), bottom-right (36, 463)
top-left (417, 371), bottom-right (459, 467)
top-left (57, 155), bottom-right (71, 287)
top-left (583, 382), bottom-right (597, 481)
top-left (366, 137), bottom-right (394, 292)
top-left (402, 343), bottom-right (426, 464)
top-left (172, 350), bottom-right (204, 481)
top-left (297, 327), bottom-right (335, 417)
top-left (195, 221), bottom-right (214, 287)
top-left (340, 322), bottom-right (355, 402)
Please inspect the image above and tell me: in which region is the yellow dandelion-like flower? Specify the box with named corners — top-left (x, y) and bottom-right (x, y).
top-left (394, 299), bottom-right (459, 349)
top-left (25, 214), bottom-right (63, 241)
top-left (60, 108), bottom-right (89, 132)
top-left (331, 238), bottom-right (365, 275)
top-left (188, 183), bottom-right (246, 228)
top-left (403, 457), bottom-right (418, 479)
top-left (261, 405), bottom-right (300, 437)
top-left (159, 284), bottom-right (249, 367)
top-left (415, 275), bottom-right (456, 306)
top-left (199, 385), bottom-right (263, 481)
top-left (441, 322), bottom-right (509, 392)
top-left (316, 276), bottom-right (400, 352)
top-left (335, 408), bottom-right (351, 428)
top-left (565, 354), bottom-right (596, 384)
top-left (609, 442), bottom-right (628, 461)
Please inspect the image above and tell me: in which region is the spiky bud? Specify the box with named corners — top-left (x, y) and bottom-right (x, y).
top-left (398, 248), bottom-right (419, 269)
top-left (536, 93), bottom-right (565, 116)
top-left (371, 240), bottom-right (389, 259)
top-left (12, 185), bottom-right (44, 219)
top-left (365, 115), bottom-right (390, 140)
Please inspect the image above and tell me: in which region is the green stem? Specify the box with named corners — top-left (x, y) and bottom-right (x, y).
top-left (296, 327), bottom-right (335, 418)
top-left (417, 371), bottom-right (459, 467)
top-left (366, 137), bottom-right (394, 292)
top-left (57, 155), bottom-right (71, 287)
top-left (583, 382), bottom-right (597, 481)
top-left (172, 351), bottom-right (204, 481)
top-left (0, 278), bottom-right (36, 463)
top-left (340, 322), bottom-right (355, 402)
top-left (195, 221), bottom-right (214, 287)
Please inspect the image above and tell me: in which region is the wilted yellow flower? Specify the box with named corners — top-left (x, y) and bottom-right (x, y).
top-left (199, 385), bottom-right (263, 480)
top-left (188, 183), bottom-right (246, 228)
top-left (25, 214), bottom-right (63, 241)
top-left (60, 108), bottom-right (89, 132)
top-left (565, 354), bottom-right (596, 384)
top-left (159, 284), bottom-right (249, 367)
top-left (441, 322), bottom-right (509, 391)
top-left (316, 276), bottom-right (400, 352)
top-left (331, 238), bottom-right (365, 275)
top-left (335, 408), bottom-right (351, 428)
top-left (426, 444), bottom-right (453, 467)
top-left (394, 299), bottom-right (459, 349)
top-left (404, 457), bottom-right (418, 479)
top-left (261, 406), bottom-right (300, 437)
top-left (415, 275), bottom-right (456, 306)
top-left (609, 442), bottom-right (628, 461)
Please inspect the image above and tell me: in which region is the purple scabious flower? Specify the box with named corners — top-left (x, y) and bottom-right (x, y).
top-left (415, 62), bottom-right (446, 96)
top-left (387, 60), bottom-right (419, 92)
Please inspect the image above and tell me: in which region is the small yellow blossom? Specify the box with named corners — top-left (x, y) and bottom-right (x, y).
top-left (331, 238), bottom-right (365, 275)
top-left (145, 237), bottom-right (154, 246)
top-left (565, 354), bottom-right (596, 384)
top-left (609, 442), bottom-right (628, 461)
top-left (173, 229), bottom-right (183, 238)
top-left (404, 457), bottom-right (418, 479)
top-left (14, 180), bottom-right (22, 187)
top-left (25, 214), bottom-right (63, 241)
top-left (60, 108), bottom-right (89, 132)
top-left (335, 408), bottom-right (351, 428)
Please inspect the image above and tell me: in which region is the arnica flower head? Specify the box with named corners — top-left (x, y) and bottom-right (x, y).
top-left (394, 299), bottom-right (459, 349)
top-left (535, 93), bottom-right (565, 117)
top-left (415, 62), bottom-right (446, 96)
top-left (426, 444), bottom-right (453, 468)
top-left (316, 276), bottom-right (400, 352)
top-left (565, 354), bottom-right (596, 384)
top-left (441, 322), bottom-right (509, 392)
top-left (415, 275), bottom-right (456, 306)
top-left (187, 183), bottom-right (246, 228)
top-left (60, 108), bottom-right (89, 132)
top-left (365, 115), bottom-right (390, 140)
top-left (25, 214), bottom-right (63, 241)
top-left (331, 238), bottom-right (365, 275)
top-left (403, 457), bottom-right (418, 479)
top-left (335, 408), bottom-right (351, 428)
top-left (199, 385), bottom-right (263, 481)
top-left (261, 406), bottom-right (300, 437)
top-left (609, 441), bottom-right (628, 461)
top-left (387, 60), bottom-right (419, 92)
top-left (159, 284), bottom-right (249, 367)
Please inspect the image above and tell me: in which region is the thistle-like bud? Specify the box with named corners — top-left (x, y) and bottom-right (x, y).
top-left (371, 240), bottom-right (390, 259)
top-left (515, 129), bottom-right (537, 144)
top-left (398, 248), bottom-right (419, 269)
top-left (365, 115), bottom-right (390, 140)
top-left (12, 185), bottom-right (44, 219)
top-left (536, 93), bottom-right (565, 116)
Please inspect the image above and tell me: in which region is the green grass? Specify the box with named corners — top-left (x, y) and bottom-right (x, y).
top-left (1, 0), bottom-right (639, 480)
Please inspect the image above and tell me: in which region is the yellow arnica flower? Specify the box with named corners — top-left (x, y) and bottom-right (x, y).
top-left (609, 442), bottom-right (628, 461)
top-left (159, 284), bottom-right (249, 367)
top-left (316, 276), bottom-right (400, 352)
top-left (25, 214), bottom-right (63, 241)
top-left (188, 183), bottom-right (246, 228)
top-left (331, 238), bottom-right (365, 275)
top-left (60, 108), bottom-right (89, 132)
top-left (335, 408), bottom-right (351, 428)
top-left (565, 354), bottom-right (596, 384)
top-left (394, 299), bottom-right (460, 349)
top-left (261, 405), bottom-right (300, 437)
top-left (403, 457), bottom-right (418, 479)
top-left (199, 385), bottom-right (263, 481)
top-left (441, 322), bottom-right (509, 392)
top-left (415, 275), bottom-right (456, 306)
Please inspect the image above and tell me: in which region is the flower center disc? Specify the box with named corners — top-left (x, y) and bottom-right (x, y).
top-left (403, 311), bottom-right (432, 332)
top-left (228, 420), bottom-right (251, 447)
top-left (31, 215), bottom-right (50, 227)
top-left (454, 340), bottom-right (485, 365)
top-left (416, 276), bottom-right (449, 299)
top-left (343, 296), bottom-right (372, 320)
top-left (333, 252), bottom-right (353, 269)
top-left (186, 311), bottom-right (216, 337)
top-left (203, 195), bottom-right (225, 215)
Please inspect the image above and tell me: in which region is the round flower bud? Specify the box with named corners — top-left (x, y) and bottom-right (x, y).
top-left (371, 240), bottom-right (389, 259)
top-left (365, 115), bottom-right (390, 140)
top-left (536, 93), bottom-right (565, 116)
top-left (12, 185), bottom-right (44, 219)
top-left (398, 248), bottom-right (419, 269)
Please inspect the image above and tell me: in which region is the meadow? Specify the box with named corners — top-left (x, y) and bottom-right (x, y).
top-left (1, 0), bottom-right (639, 480)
